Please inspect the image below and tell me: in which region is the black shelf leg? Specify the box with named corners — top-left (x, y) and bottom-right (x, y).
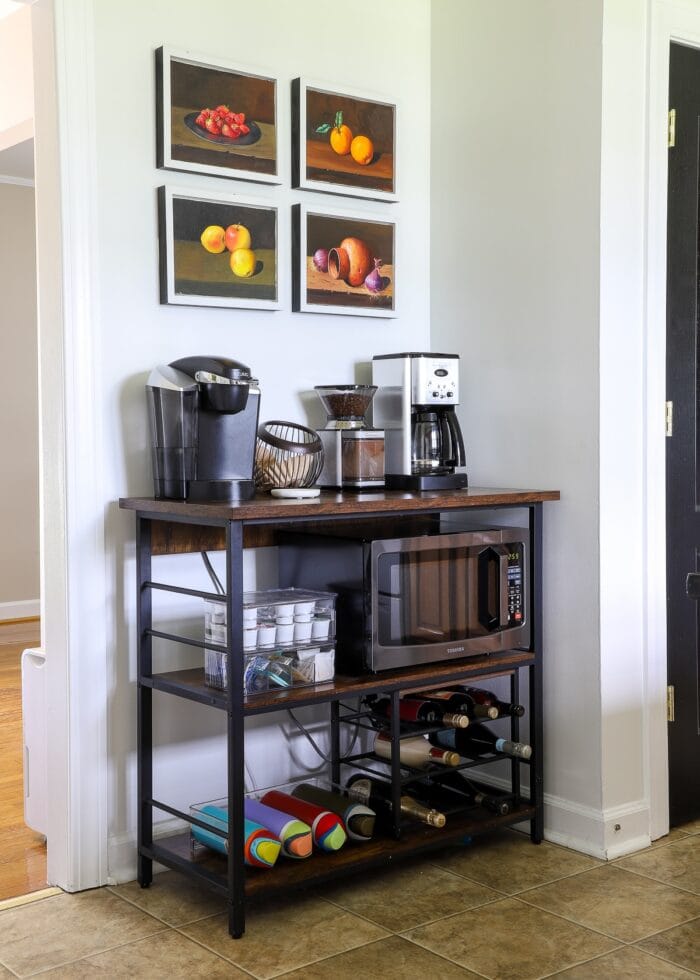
top-left (529, 502), bottom-right (544, 844)
top-left (226, 520), bottom-right (246, 938)
top-left (511, 670), bottom-right (521, 806)
top-left (330, 700), bottom-right (341, 787)
top-left (136, 516), bottom-right (153, 887)
top-left (390, 690), bottom-right (402, 839)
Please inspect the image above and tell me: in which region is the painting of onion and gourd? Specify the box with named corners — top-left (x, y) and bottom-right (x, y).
top-left (293, 204), bottom-right (396, 317)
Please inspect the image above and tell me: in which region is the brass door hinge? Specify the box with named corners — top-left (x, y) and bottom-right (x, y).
top-left (667, 685), bottom-right (675, 722)
top-left (669, 108), bottom-right (676, 147)
top-left (666, 401), bottom-right (673, 436)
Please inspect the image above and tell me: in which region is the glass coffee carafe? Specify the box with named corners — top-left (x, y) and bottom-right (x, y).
top-left (411, 409), bottom-right (465, 475)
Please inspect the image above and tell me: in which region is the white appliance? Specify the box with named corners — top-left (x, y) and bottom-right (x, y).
top-left (21, 647), bottom-right (48, 836)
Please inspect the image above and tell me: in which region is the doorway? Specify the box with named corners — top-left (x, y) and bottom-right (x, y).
top-left (0, 619), bottom-right (45, 901)
top-left (0, 156), bottom-right (45, 899)
top-left (666, 40), bottom-right (700, 828)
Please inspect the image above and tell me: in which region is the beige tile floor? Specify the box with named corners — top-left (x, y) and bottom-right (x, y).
top-left (0, 822), bottom-right (698, 979)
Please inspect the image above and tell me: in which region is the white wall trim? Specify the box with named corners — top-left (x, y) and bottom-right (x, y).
top-left (474, 772), bottom-right (650, 859)
top-left (644, 0), bottom-right (700, 843)
top-left (0, 599), bottom-right (40, 620)
top-left (107, 818), bottom-right (187, 886)
top-left (0, 173), bottom-right (34, 186)
top-left (34, 0), bottom-right (108, 891)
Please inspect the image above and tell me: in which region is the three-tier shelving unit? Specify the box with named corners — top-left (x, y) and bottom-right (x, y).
top-left (119, 486), bottom-right (559, 938)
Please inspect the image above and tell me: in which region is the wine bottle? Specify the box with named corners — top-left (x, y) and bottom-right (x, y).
top-left (429, 723), bottom-right (532, 760)
top-left (346, 775), bottom-right (446, 828)
top-left (414, 772), bottom-right (513, 816)
top-left (457, 685), bottom-right (526, 718)
top-left (405, 688), bottom-right (497, 720)
top-left (367, 695), bottom-right (469, 729)
top-left (291, 783), bottom-right (375, 841)
top-left (373, 732), bottom-right (461, 768)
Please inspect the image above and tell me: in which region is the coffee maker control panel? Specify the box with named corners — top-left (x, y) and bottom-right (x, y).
top-left (412, 356), bottom-right (460, 406)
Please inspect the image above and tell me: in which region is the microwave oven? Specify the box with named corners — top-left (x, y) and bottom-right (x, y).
top-left (278, 521), bottom-right (530, 673)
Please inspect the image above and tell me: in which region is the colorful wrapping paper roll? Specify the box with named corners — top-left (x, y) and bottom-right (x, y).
top-left (245, 797), bottom-right (312, 859)
top-left (191, 804), bottom-right (281, 868)
top-left (292, 783), bottom-right (376, 841)
top-left (261, 789), bottom-right (347, 852)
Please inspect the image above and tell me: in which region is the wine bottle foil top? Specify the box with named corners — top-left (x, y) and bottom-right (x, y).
top-left (470, 704), bottom-right (499, 720)
top-left (348, 813), bottom-right (376, 839)
top-left (497, 738), bottom-right (532, 760)
top-left (347, 778), bottom-right (371, 806)
top-left (425, 809), bottom-right (446, 828)
top-left (443, 712), bottom-right (469, 729)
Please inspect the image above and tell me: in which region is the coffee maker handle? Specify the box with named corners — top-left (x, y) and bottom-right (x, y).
top-left (446, 410), bottom-right (466, 468)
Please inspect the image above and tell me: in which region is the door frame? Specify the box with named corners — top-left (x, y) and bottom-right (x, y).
top-left (646, 0), bottom-right (700, 840)
top-left (33, 0), bottom-right (109, 890)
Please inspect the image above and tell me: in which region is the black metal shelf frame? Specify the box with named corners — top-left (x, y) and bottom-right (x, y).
top-left (134, 500), bottom-right (544, 939)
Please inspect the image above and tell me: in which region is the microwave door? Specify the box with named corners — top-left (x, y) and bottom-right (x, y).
top-left (377, 546), bottom-right (471, 647)
top-left (405, 549), bottom-right (451, 643)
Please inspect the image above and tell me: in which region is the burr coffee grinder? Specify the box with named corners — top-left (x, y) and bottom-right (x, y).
top-left (314, 385), bottom-right (385, 490)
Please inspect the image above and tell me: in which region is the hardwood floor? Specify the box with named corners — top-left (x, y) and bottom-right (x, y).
top-left (0, 618), bottom-right (47, 901)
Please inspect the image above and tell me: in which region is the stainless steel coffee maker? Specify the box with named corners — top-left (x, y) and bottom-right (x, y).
top-left (372, 352), bottom-right (468, 490)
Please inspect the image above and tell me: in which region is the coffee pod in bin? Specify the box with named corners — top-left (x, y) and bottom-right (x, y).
top-left (254, 421), bottom-right (324, 498)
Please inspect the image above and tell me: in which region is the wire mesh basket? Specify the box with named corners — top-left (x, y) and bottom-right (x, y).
top-left (254, 421), bottom-right (324, 496)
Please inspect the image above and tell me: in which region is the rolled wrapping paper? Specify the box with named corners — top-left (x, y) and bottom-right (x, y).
top-left (261, 789), bottom-right (347, 852)
top-left (191, 804), bottom-right (281, 868)
top-left (245, 797), bottom-right (313, 859)
top-left (291, 783), bottom-right (376, 841)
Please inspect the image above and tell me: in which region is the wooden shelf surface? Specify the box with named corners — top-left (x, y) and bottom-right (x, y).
top-left (148, 802), bottom-right (536, 899)
top-left (120, 487), bottom-right (560, 522)
top-left (148, 649), bottom-right (536, 714)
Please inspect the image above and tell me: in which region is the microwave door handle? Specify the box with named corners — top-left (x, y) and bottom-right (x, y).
top-left (446, 411), bottom-right (466, 468)
top-left (495, 544), bottom-right (510, 627)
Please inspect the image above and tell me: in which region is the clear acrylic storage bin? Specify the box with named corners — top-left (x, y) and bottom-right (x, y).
top-left (204, 646), bottom-right (335, 693)
top-left (203, 588), bottom-right (336, 693)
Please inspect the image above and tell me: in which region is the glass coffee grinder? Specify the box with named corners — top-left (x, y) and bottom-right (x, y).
top-left (314, 385), bottom-right (385, 490)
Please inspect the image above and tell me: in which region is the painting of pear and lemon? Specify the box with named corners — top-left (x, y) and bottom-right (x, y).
top-left (158, 187), bottom-right (279, 311)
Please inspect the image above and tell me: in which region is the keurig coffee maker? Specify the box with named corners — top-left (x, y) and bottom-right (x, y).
top-left (372, 352), bottom-right (468, 490)
top-left (147, 355), bottom-right (260, 502)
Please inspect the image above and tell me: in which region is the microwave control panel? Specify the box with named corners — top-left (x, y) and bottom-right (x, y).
top-left (507, 547), bottom-right (525, 625)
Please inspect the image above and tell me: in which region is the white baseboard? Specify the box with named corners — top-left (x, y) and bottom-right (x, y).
top-left (469, 772), bottom-right (650, 859)
top-left (107, 817), bottom-right (187, 885)
top-left (0, 599), bottom-right (40, 621)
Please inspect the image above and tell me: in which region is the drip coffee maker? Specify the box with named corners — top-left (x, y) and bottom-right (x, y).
top-left (314, 385), bottom-right (385, 490)
top-left (372, 352), bottom-right (468, 490)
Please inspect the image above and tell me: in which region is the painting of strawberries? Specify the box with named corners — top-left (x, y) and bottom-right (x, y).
top-left (156, 46), bottom-right (279, 184)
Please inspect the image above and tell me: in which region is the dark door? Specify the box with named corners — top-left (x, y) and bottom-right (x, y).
top-left (666, 41), bottom-right (700, 827)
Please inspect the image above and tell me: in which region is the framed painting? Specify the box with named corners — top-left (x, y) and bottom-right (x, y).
top-left (158, 186), bottom-right (280, 310)
top-left (292, 78), bottom-right (397, 201)
top-left (292, 203), bottom-right (396, 317)
top-left (156, 46), bottom-right (279, 184)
